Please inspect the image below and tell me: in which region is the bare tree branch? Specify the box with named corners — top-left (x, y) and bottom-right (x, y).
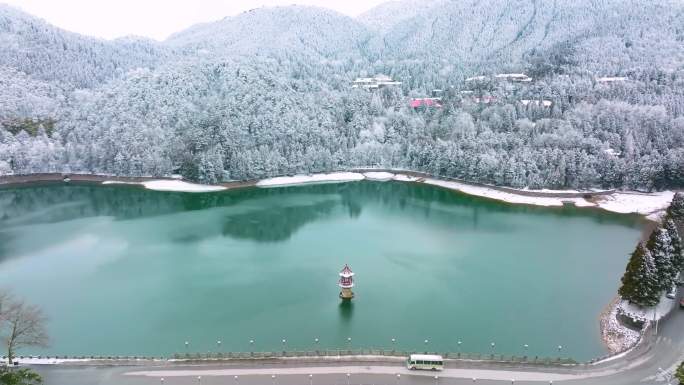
top-left (0, 295), bottom-right (48, 365)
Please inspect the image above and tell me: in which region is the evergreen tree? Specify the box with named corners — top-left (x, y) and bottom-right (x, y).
top-left (618, 243), bottom-right (660, 307)
top-left (0, 367), bottom-right (42, 385)
top-left (668, 193), bottom-right (684, 220)
top-left (646, 227), bottom-right (677, 291)
top-left (664, 218), bottom-right (683, 271)
top-left (676, 361), bottom-right (684, 385)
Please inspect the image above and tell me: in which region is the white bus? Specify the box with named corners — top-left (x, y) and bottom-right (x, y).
top-left (406, 354), bottom-right (444, 371)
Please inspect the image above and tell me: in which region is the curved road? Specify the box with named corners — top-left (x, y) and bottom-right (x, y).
top-left (32, 308), bottom-right (683, 385)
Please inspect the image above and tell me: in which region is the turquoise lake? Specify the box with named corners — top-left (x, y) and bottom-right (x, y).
top-left (0, 181), bottom-right (644, 361)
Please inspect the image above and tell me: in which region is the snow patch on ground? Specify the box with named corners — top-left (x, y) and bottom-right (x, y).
top-left (256, 172), bottom-right (365, 187)
top-left (521, 188), bottom-right (603, 194)
top-left (600, 298), bottom-right (640, 354)
top-left (595, 191), bottom-right (674, 215)
top-left (103, 180), bottom-right (226, 192)
top-left (392, 174), bottom-right (421, 182)
top-left (363, 172), bottom-right (395, 181)
top-left (102, 181), bottom-right (140, 185)
top-left (142, 180), bottom-right (225, 192)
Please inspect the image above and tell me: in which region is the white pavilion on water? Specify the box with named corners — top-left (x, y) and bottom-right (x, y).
top-left (338, 264), bottom-right (355, 300)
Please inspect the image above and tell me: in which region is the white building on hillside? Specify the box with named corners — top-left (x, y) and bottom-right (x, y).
top-left (352, 74), bottom-right (402, 89)
top-left (495, 73), bottom-right (533, 82)
top-left (596, 76), bottom-right (628, 83)
top-left (521, 99), bottom-right (552, 107)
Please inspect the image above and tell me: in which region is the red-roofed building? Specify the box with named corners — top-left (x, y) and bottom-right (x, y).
top-left (410, 98), bottom-right (443, 109)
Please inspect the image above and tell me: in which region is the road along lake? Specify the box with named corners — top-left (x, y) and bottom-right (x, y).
top-left (0, 181), bottom-right (644, 361)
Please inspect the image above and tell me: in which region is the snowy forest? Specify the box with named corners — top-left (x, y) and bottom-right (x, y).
top-left (1, 0), bottom-right (684, 189)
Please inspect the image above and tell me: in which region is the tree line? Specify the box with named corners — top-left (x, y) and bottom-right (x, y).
top-left (618, 193), bottom-right (684, 307)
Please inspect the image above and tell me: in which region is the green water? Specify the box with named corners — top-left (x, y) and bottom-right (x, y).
top-left (0, 181), bottom-right (643, 360)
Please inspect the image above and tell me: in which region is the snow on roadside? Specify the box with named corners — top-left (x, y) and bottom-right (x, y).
top-left (256, 172), bottom-right (365, 187)
top-left (103, 180), bottom-right (225, 193)
top-left (363, 172), bottom-right (395, 181)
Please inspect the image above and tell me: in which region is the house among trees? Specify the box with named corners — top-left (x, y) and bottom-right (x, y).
top-left (465, 75), bottom-right (488, 82)
top-left (472, 95), bottom-right (496, 104)
top-left (604, 148), bottom-right (621, 157)
top-left (465, 73), bottom-right (532, 83)
top-left (495, 73), bottom-right (533, 82)
top-left (520, 99), bottom-right (552, 107)
top-left (352, 74), bottom-right (402, 90)
top-left (410, 98), bottom-right (443, 109)
top-left (596, 76), bottom-right (628, 83)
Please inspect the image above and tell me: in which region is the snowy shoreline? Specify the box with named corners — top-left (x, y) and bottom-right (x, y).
top-left (0, 171), bottom-right (674, 218)
top-left (256, 171), bottom-right (675, 219)
top-left (102, 179), bottom-right (226, 192)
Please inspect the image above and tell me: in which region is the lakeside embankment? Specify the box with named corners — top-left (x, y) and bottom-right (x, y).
top-left (0, 170), bottom-right (674, 219)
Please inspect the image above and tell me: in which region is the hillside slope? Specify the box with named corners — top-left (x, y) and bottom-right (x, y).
top-left (373, 0), bottom-right (684, 73)
top-left (166, 6), bottom-right (376, 60)
top-left (0, 4), bottom-right (171, 88)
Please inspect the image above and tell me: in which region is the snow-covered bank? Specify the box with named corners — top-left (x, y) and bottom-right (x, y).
top-left (363, 171), bottom-right (395, 181)
top-left (594, 191), bottom-right (674, 219)
top-left (392, 174), bottom-right (421, 182)
top-left (256, 172), bottom-right (365, 187)
top-left (254, 171), bottom-right (675, 218)
top-left (600, 298), bottom-right (640, 354)
top-left (99, 171), bottom-right (674, 218)
top-left (422, 179), bottom-right (596, 207)
top-left (103, 179), bottom-right (226, 192)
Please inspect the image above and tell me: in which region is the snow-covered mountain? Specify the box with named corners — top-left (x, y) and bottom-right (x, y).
top-left (0, 1), bottom-right (683, 190)
top-left (0, 4), bottom-right (171, 88)
top-left (165, 6), bottom-right (375, 60)
top-left (371, 0), bottom-right (684, 72)
top-left (358, 0), bottom-right (442, 33)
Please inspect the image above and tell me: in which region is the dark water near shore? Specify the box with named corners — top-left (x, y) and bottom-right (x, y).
top-left (0, 181), bottom-right (643, 360)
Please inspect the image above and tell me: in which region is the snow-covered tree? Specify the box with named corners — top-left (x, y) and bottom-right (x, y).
top-left (646, 227), bottom-right (677, 291)
top-left (618, 243), bottom-right (660, 307)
